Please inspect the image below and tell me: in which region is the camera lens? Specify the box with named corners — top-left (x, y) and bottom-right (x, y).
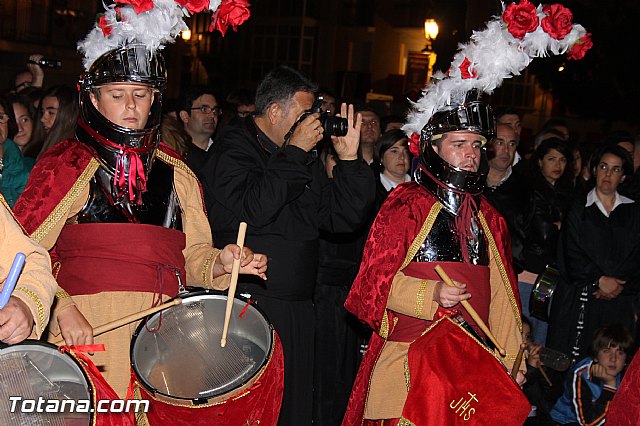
top-left (323, 116), bottom-right (348, 137)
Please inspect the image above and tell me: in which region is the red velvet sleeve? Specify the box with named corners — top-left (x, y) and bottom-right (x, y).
top-left (13, 140), bottom-right (94, 236)
top-left (344, 183), bottom-right (434, 332)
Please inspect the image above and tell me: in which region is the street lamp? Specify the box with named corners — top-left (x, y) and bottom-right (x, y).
top-left (422, 19), bottom-right (439, 83)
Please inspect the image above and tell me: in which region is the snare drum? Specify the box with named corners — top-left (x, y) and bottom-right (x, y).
top-left (530, 265), bottom-right (560, 321)
top-left (130, 290), bottom-right (284, 426)
top-left (0, 341), bottom-right (92, 425)
top-left (0, 340), bottom-right (134, 426)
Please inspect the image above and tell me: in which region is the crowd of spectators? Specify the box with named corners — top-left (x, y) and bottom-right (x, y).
top-left (1, 54), bottom-right (639, 426)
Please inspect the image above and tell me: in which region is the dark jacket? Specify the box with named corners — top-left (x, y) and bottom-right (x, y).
top-left (201, 118), bottom-right (375, 300)
top-left (484, 168), bottom-right (535, 274)
top-left (522, 173), bottom-right (573, 274)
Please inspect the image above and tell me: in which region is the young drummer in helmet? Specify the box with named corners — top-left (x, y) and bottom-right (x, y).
top-left (13, 4), bottom-right (265, 397)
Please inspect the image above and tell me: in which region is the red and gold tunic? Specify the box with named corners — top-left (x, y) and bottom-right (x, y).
top-left (13, 140), bottom-right (229, 396)
top-left (343, 182), bottom-right (523, 424)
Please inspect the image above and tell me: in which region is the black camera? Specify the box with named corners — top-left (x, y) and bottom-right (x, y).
top-left (28, 58), bottom-right (62, 69)
top-left (285, 96), bottom-right (348, 143)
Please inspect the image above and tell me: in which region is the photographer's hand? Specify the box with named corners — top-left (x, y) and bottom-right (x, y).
top-left (332, 103), bottom-right (361, 161)
top-left (27, 54), bottom-right (45, 89)
top-left (289, 112), bottom-right (323, 152)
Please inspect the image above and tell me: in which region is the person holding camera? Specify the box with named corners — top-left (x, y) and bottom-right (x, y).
top-left (202, 65), bottom-right (375, 426)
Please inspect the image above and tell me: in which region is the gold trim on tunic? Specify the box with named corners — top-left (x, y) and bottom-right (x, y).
top-left (15, 286), bottom-right (45, 332)
top-left (201, 248), bottom-right (220, 286)
top-left (477, 212), bottom-right (522, 331)
top-left (415, 280), bottom-right (428, 318)
top-left (30, 159), bottom-right (100, 243)
top-left (400, 202), bottom-right (442, 270)
top-left (156, 150), bottom-right (198, 180)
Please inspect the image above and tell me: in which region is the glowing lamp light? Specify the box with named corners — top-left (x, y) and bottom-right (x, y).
top-left (424, 19), bottom-right (439, 41)
top-left (181, 29), bottom-right (192, 41)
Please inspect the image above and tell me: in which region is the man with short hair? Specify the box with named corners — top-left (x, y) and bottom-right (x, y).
top-left (178, 86), bottom-right (221, 172)
top-left (485, 123), bottom-right (535, 290)
top-left (495, 107), bottom-right (522, 141)
top-left (357, 106), bottom-right (381, 165)
top-left (343, 92), bottom-right (524, 424)
top-left (202, 65), bottom-right (374, 425)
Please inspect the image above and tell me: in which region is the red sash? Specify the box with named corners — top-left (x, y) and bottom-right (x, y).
top-left (56, 223), bottom-right (186, 297)
top-left (388, 261), bottom-right (490, 342)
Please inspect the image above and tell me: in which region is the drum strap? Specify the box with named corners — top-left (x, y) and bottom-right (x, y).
top-left (570, 286), bottom-right (589, 362)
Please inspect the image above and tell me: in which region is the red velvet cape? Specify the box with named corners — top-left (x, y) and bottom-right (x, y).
top-left (342, 182), bottom-right (521, 425)
top-left (14, 139), bottom-right (199, 237)
top-left (606, 350), bottom-right (640, 425)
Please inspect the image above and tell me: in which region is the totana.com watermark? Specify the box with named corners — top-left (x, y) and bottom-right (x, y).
top-left (9, 396), bottom-right (149, 413)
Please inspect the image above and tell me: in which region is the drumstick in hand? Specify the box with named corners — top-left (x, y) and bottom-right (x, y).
top-left (434, 265), bottom-right (507, 356)
top-left (221, 222), bottom-right (248, 348)
top-left (511, 343), bottom-right (526, 377)
top-left (53, 298), bottom-right (182, 345)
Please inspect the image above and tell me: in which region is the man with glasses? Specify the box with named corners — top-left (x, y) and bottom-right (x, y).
top-left (178, 86), bottom-right (222, 173)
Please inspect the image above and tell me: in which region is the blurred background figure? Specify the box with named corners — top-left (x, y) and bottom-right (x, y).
top-left (0, 95), bottom-right (34, 206)
top-left (374, 129), bottom-right (411, 208)
top-left (28, 84), bottom-right (78, 160)
top-left (13, 53), bottom-right (46, 93)
top-left (226, 87), bottom-right (256, 119)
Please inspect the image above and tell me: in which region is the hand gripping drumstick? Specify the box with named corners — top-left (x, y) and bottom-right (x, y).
top-left (53, 298), bottom-right (182, 345)
top-left (221, 222), bottom-right (248, 348)
top-left (434, 265), bottom-right (506, 357)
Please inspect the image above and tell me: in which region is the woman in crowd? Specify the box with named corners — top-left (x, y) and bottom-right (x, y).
top-left (520, 137), bottom-right (574, 344)
top-left (25, 84), bottom-right (78, 159)
top-left (374, 129), bottom-right (411, 208)
top-left (550, 144), bottom-right (640, 359)
top-left (0, 96), bottom-right (34, 206)
top-left (10, 94), bottom-right (36, 155)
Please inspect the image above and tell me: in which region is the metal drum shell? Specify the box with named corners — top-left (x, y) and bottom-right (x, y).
top-left (0, 340), bottom-right (94, 425)
top-left (129, 289), bottom-right (274, 407)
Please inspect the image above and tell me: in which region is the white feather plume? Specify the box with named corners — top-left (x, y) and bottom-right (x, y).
top-left (403, 2), bottom-right (590, 136)
top-left (78, 1), bottom-right (222, 71)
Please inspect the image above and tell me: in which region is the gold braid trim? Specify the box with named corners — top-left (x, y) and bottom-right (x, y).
top-left (477, 212), bottom-right (522, 331)
top-left (398, 418), bottom-right (416, 426)
top-left (30, 159), bottom-right (100, 243)
top-left (400, 202), bottom-right (442, 270)
top-left (55, 288), bottom-right (71, 300)
top-left (132, 383), bottom-right (151, 426)
top-left (415, 280), bottom-right (429, 318)
top-left (156, 150), bottom-right (198, 180)
top-left (202, 248), bottom-right (220, 285)
top-left (15, 286), bottom-right (46, 332)
top-left (403, 355), bottom-right (411, 392)
top-left (379, 310), bottom-right (390, 339)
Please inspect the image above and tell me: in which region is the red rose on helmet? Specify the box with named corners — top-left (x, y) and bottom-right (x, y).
top-left (181, 0), bottom-right (210, 14)
top-left (209, 0), bottom-right (251, 36)
top-left (567, 33), bottom-right (593, 60)
top-left (503, 0), bottom-right (539, 39)
top-left (459, 58), bottom-right (477, 79)
top-left (98, 14), bottom-right (112, 37)
top-left (117, 0), bottom-right (154, 14)
top-left (541, 4), bottom-right (573, 40)
top-left (409, 132), bottom-right (420, 157)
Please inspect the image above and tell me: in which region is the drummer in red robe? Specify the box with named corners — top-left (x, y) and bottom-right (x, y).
top-left (342, 89), bottom-right (525, 425)
top-left (12, 3), bottom-right (267, 398)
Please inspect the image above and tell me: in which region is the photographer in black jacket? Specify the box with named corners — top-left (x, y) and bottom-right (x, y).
top-left (201, 66), bottom-right (375, 425)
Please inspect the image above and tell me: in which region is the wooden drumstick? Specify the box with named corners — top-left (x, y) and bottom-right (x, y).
top-left (538, 365), bottom-right (553, 387)
top-left (511, 343), bottom-right (526, 377)
top-left (53, 298), bottom-right (182, 346)
top-left (434, 264), bottom-right (507, 357)
top-left (221, 221), bottom-right (248, 348)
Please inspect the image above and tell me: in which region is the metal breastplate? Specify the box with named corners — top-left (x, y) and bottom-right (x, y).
top-left (77, 159), bottom-right (182, 229)
top-left (412, 209), bottom-right (489, 265)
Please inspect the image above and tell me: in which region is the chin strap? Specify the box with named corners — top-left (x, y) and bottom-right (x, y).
top-left (419, 163), bottom-right (481, 264)
top-left (78, 119), bottom-right (152, 204)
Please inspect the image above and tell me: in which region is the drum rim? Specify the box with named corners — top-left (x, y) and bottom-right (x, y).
top-left (0, 340), bottom-right (95, 424)
top-left (130, 289), bottom-right (274, 404)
